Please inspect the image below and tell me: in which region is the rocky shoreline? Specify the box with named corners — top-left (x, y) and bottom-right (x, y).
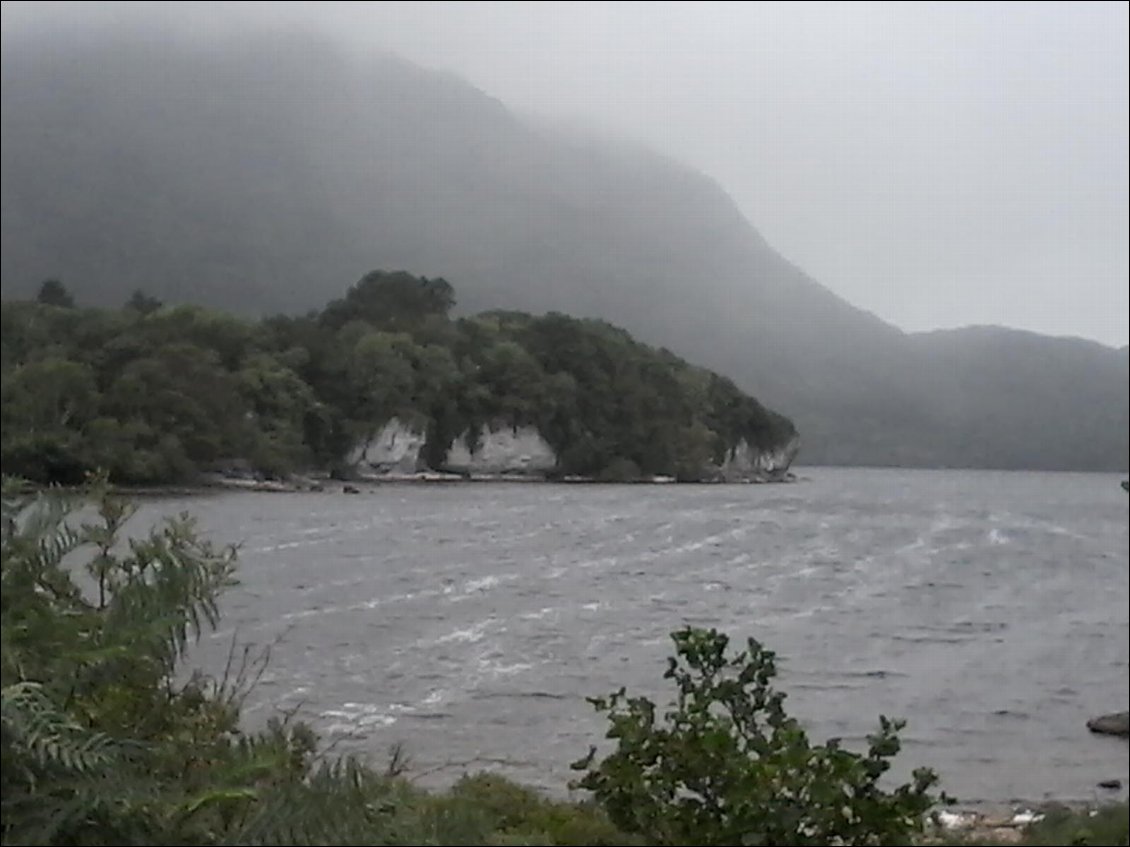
top-left (164, 469), bottom-right (801, 496)
top-left (86, 469), bottom-right (803, 500)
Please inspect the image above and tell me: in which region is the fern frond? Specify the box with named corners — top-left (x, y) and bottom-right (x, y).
top-left (100, 516), bottom-right (238, 672)
top-left (1, 681), bottom-right (117, 773)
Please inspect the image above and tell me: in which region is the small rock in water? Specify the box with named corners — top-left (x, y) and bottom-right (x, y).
top-left (1098, 779), bottom-right (1123, 790)
top-left (1087, 711), bottom-right (1130, 737)
top-left (342, 484), bottom-right (361, 494)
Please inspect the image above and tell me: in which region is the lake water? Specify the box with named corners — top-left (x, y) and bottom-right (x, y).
top-left (136, 468), bottom-right (1128, 807)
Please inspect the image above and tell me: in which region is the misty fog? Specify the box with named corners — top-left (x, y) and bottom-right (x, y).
top-left (3, 0), bottom-right (1127, 347)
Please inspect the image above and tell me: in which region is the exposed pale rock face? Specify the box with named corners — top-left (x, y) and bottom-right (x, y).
top-left (346, 418), bottom-right (426, 475)
top-left (443, 425), bottom-right (558, 476)
top-left (715, 434), bottom-right (801, 482)
top-left (347, 419), bottom-right (799, 481)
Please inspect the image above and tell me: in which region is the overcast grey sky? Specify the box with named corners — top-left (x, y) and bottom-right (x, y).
top-left (4, 1), bottom-right (1128, 346)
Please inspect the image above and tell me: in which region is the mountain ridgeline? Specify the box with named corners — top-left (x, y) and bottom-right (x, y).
top-left (1, 31), bottom-right (1126, 471)
top-left (0, 272), bottom-right (797, 485)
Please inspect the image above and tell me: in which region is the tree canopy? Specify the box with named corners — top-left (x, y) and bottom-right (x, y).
top-left (1, 271), bottom-right (796, 485)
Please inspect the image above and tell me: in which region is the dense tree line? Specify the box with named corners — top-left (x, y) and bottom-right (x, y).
top-left (1, 272), bottom-right (796, 485)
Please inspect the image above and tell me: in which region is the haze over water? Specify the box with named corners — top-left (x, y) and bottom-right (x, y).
top-left (148, 468), bottom-right (1128, 806)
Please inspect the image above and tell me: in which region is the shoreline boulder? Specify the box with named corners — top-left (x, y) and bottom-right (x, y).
top-left (1086, 711), bottom-right (1129, 738)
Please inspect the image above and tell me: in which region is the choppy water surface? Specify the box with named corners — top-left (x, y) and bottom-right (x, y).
top-left (138, 468), bottom-right (1128, 805)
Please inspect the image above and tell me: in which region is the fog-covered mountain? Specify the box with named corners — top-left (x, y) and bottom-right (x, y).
top-left (2, 32), bottom-right (1126, 470)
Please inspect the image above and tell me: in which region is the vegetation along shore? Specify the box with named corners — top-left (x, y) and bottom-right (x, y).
top-left (2, 273), bottom-right (797, 490)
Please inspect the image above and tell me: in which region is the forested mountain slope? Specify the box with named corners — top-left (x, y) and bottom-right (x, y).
top-left (2, 32), bottom-right (1125, 470)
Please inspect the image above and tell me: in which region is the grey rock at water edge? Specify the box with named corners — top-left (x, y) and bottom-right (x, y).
top-left (1086, 712), bottom-right (1130, 738)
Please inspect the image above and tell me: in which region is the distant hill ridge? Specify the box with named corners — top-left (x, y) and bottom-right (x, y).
top-left (2, 31), bottom-right (1126, 471)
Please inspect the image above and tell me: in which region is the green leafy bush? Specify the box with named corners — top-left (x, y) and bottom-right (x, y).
top-left (572, 626), bottom-right (945, 846)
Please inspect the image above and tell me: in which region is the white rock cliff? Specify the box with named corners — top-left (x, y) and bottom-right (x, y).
top-left (444, 425), bottom-right (558, 476)
top-left (346, 418), bottom-right (426, 475)
top-left (715, 434), bottom-right (801, 482)
top-left (347, 419), bottom-right (798, 481)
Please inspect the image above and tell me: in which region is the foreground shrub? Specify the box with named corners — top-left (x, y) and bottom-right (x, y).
top-left (572, 626), bottom-right (945, 846)
top-left (407, 774), bottom-right (637, 846)
top-left (0, 478), bottom-right (396, 845)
